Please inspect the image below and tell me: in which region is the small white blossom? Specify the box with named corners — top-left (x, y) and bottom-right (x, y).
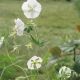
top-left (22, 0), bottom-right (42, 19)
top-left (14, 18), bottom-right (25, 36)
top-left (27, 56), bottom-right (43, 70)
top-left (0, 37), bottom-right (4, 48)
top-left (59, 66), bottom-right (71, 79)
top-left (25, 42), bottom-right (32, 49)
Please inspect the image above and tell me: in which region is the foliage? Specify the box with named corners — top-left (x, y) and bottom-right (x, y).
top-left (0, 0), bottom-right (80, 80)
top-left (60, 39), bottom-right (80, 61)
top-left (73, 55), bottom-right (80, 74)
top-left (75, 0), bottom-right (80, 16)
top-left (55, 56), bottom-right (73, 72)
top-left (0, 55), bottom-right (19, 80)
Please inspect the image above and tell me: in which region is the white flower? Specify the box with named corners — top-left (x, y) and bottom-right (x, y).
top-left (22, 0), bottom-right (42, 19)
top-left (59, 66), bottom-right (71, 79)
top-left (25, 42), bottom-right (32, 49)
top-left (0, 37), bottom-right (4, 48)
top-left (27, 56), bottom-right (43, 70)
top-left (14, 18), bottom-right (25, 36)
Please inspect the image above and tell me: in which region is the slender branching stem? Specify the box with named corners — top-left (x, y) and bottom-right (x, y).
top-left (73, 48), bottom-right (76, 62)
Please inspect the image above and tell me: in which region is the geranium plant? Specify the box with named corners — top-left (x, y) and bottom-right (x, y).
top-left (0, 0), bottom-right (44, 80)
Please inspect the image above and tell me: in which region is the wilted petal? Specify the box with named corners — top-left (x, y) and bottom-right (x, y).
top-left (14, 18), bottom-right (25, 36)
top-left (15, 18), bottom-right (24, 28)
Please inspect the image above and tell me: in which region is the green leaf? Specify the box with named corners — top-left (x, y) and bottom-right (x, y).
top-left (73, 40), bottom-right (80, 45)
top-left (60, 39), bottom-right (80, 52)
top-left (60, 46), bottom-right (75, 52)
top-left (24, 25), bottom-right (33, 33)
top-left (30, 35), bottom-right (44, 47)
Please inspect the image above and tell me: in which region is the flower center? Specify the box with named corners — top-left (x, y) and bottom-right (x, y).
top-left (28, 4), bottom-right (36, 12)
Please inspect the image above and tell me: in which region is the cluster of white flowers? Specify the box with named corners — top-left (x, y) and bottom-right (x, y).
top-left (14, 0), bottom-right (41, 36)
top-left (59, 66), bottom-right (72, 79)
top-left (27, 56), bottom-right (43, 70)
top-left (14, 0), bottom-right (42, 66)
top-left (1, 1), bottom-right (43, 80)
top-left (10, 0), bottom-right (42, 52)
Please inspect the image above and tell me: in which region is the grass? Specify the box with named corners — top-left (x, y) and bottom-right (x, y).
top-left (0, 0), bottom-right (80, 80)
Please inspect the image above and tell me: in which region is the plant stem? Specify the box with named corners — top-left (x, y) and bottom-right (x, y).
top-left (0, 60), bottom-right (23, 79)
top-left (73, 48), bottom-right (76, 62)
top-left (14, 65), bottom-right (29, 80)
